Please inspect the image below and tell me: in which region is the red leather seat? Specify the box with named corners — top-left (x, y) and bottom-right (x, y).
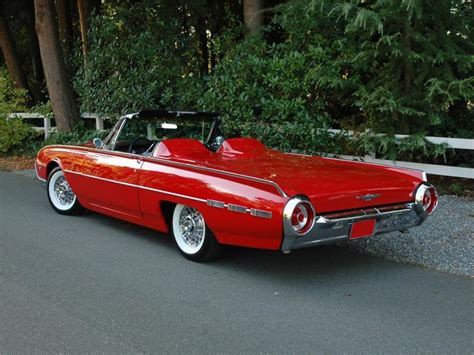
top-left (153, 139), bottom-right (213, 161)
top-left (217, 138), bottom-right (267, 158)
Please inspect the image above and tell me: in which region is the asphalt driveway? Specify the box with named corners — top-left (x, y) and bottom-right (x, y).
top-left (0, 172), bottom-right (472, 353)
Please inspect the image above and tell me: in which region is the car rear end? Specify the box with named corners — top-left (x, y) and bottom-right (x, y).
top-left (280, 182), bottom-right (438, 252)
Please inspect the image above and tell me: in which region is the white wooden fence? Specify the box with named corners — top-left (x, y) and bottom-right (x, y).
top-left (326, 129), bottom-right (474, 179)
top-left (8, 112), bottom-right (106, 138)
top-left (6, 112), bottom-right (474, 179)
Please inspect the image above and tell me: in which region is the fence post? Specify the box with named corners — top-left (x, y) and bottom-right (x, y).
top-left (96, 117), bottom-right (104, 131)
top-left (44, 116), bottom-right (51, 139)
top-left (147, 123), bottom-right (156, 140)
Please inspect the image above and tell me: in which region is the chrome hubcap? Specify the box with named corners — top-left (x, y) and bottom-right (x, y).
top-left (179, 207), bottom-right (205, 248)
top-left (54, 176), bottom-right (75, 206)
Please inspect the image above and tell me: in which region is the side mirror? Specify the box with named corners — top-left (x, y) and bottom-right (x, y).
top-left (93, 138), bottom-right (104, 149)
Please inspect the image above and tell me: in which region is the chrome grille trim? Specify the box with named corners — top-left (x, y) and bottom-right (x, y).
top-left (317, 203), bottom-right (414, 224)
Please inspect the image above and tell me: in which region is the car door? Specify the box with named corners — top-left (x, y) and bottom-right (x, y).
top-left (80, 150), bottom-right (143, 218)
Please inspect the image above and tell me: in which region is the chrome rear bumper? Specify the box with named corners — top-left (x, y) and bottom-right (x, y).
top-left (281, 202), bottom-right (423, 251)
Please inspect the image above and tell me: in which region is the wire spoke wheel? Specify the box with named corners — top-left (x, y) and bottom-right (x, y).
top-left (173, 205), bottom-right (206, 254)
top-left (53, 176), bottom-right (75, 206)
top-left (171, 204), bottom-right (221, 261)
top-left (47, 167), bottom-right (83, 215)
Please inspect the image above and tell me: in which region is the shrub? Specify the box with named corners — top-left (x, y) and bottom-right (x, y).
top-left (73, 0), bottom-right (473, 162)
top-left (0, 117), bottom-right (36, 155)
top-left (42, 124), bottom-right (108, 147)
top-left (0, 68), bottom-right (29, 115)
top-left (19, 121), bottom-right (109, 156)
top-left (0, 69), bottom-right (36, 155)
top-left (73, 1), bottom-right (203, 115)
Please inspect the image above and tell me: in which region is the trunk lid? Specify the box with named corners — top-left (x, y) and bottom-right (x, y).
top-left (209, 150), bottom-right (419, 213)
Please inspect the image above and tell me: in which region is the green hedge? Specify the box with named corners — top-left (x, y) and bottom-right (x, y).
top-left (69, 0), bottom-right (471, 162)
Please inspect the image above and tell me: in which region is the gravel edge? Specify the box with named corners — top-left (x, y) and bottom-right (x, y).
top-left (343, 195), bottom-right (474, 277)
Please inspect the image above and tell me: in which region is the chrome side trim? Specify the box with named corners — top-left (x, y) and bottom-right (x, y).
top-left (250, 209), bottom-right (272, 219)
top-left (207, 199), bottom-right (272, 219)
top-left (207, 199), bottom-right (225, 208)
top-left (46, 144), bottom-right (287, 197)
top-left (146, 156), bottom-right (287, 198)
top-left (227, 204), bottom-right (247, 213)
top-left (64, 170), bottom-right (273, 219)
top-left (139, 184), bottom-right (207, 203)
top-left (65, 170), bottom-right (207, 203)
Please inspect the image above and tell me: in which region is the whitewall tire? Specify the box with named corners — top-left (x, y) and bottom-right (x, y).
top-left (47, 167), bottom-right (84, 215)
top-left (171, 204), bottom-right (221, 261)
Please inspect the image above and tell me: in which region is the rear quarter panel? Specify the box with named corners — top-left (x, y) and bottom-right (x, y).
top-left (139, 158), bottom-right (287, 250)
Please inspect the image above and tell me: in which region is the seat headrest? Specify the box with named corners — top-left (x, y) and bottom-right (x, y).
top-left (217, 138), bottom-right (266, 157)
top-left (153, 139), bottom-right (212, 160)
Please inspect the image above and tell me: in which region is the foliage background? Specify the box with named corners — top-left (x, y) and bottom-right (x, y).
top-left (1, 0), bottom-right (473, 163)
top-left (0, 69), bottom-right (36, 154)
top-left (74, 0), bottom-right (472, 162)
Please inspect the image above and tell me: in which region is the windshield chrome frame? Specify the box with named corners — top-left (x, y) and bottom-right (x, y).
top-left (102, 112), bottom-right (222, 152)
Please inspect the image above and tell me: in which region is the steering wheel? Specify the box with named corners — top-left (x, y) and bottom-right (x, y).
top-left (127, 137), bottom-right (153, 154)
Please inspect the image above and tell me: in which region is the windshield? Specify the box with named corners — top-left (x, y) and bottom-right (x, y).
top-left (107, 116), bottom-right (223, 155)
top-left (119, 119), bottom-right (212, 142)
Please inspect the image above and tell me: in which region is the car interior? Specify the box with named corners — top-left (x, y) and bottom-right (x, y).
top-left (107, 116), bottom-right (226, 157)
top-left (99, 111), bottom-right (268, 162)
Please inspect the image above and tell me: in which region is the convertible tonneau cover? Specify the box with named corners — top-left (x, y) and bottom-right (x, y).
top-left (135, 109), bottom-right (219, 119)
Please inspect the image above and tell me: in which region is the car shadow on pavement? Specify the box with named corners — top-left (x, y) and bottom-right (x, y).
top-left (215, 245), bottom-right (394, 281)
top-left (84, 209), bottom-right (402, 284)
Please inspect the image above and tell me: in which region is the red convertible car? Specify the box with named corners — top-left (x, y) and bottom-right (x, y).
top-left (36, 110), bottom-right (438, 261)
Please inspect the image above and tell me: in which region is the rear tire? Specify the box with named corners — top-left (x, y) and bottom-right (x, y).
top-left (47, 167), bottom-right (84, 215)
top-left (171, 204), bottom-right (221, 262)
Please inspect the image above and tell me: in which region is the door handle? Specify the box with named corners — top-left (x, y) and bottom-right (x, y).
top-left (134, 159), bottom-right (142, 172)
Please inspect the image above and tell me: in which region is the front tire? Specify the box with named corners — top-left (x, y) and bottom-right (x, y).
top-left (171, 204), bottom-right (221, 262)
top-left (47, 167), bottom-right (84, 215)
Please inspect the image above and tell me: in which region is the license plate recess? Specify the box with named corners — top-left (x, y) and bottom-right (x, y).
top-left (350, 219), bottom-right (376, 239)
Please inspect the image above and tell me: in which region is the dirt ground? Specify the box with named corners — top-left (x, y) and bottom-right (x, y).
top-left (0, 157), bottom-right (35, 172)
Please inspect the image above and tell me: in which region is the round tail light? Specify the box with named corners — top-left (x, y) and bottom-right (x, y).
top-left (283, 196), bottom-right (317, 237)
top-left (290, 202), bottom-right (315, 234)
top-left (423, 186), bottom-right (438, 214)
top-left (415, 183), bottom-right (438, 215)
